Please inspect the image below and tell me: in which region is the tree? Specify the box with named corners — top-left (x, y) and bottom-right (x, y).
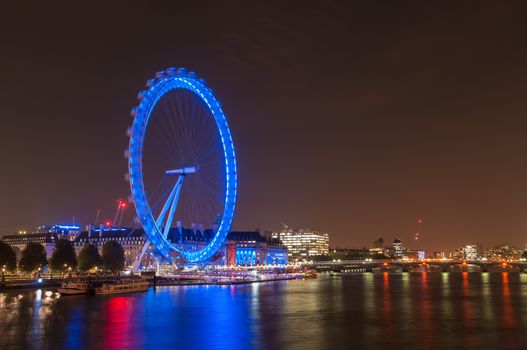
top-left (49, 239), bottom-right (77, 271)
top-left (78, 244), bottom-right (102, 271)
top-left (19, 243), bottom-right (47, 272)
top-left (0, 241), bottom-right (17, 271)
top-left (102, 240), bottom-right (125, 273)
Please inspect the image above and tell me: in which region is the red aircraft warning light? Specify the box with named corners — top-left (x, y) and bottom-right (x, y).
top-left (104, 220), bottom-right (112, 228)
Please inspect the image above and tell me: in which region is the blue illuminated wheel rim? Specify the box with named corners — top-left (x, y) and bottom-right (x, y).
top-left (127, 68), bottom-right (237, 263)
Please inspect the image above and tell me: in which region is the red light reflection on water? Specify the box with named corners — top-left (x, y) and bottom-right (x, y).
top-left (461, 272), bottom-right (472, 323)
top-left (502, 272), bottom-right (515, 328)
top-left (380, 272), bottom-right (394, 346)
top-left (461, 272), bottom-right (469, 294)
top-left (460, 271), bottom-right (478, 348)
top-left (103, 297), bottom-right (134, 349)
top-left (419, 272), bottom-right (432, 348)
top-left (382, 272), bottom-right (391, 317)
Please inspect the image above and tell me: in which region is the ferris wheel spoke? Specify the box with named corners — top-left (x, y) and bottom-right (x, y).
top-left (158, 175), bottom-right (185, 239)
top-left (155, 179), bottom-right (178, 228)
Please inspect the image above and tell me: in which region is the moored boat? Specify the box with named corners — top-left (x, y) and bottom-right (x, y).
top-left (58, 280), bottom-right (89, 295)
top-left (304, 269), bottom-right (318, 279)
top-left (95, 279), bottom-right (148, 295)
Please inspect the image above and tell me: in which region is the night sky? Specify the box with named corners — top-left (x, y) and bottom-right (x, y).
top-left (1, 2), bottom-right (527, 252)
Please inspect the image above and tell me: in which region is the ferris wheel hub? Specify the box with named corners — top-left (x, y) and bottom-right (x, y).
top-left (165, 165), bottom-right (200, 176)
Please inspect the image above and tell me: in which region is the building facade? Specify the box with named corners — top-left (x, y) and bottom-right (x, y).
top-left (2, 232), bottom-right (58, 259)
top-left (2, 226), bottom-right (288, 269)
top-left (272, 228), bottom-right (329, 259)
top-left (462, 245), bottom-right (479, 261)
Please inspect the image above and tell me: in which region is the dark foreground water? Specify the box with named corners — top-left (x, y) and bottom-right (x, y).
top-left (1, 272), bottom-right (527, 350)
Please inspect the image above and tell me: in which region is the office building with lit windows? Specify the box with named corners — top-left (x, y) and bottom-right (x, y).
top-left (272, 228), bottom-right (329, 258)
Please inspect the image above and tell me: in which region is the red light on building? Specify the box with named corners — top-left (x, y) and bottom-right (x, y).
top-left (104, 220), bottom-right (112, 227)
top-left (417, 218), bottom-right (424, 224)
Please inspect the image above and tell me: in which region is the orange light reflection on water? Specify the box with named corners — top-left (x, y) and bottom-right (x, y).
top-left (502, 272), bottom-right (515, 328)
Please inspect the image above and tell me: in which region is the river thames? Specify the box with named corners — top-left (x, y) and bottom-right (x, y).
top-left (1, 272), bottom-right (527, 349)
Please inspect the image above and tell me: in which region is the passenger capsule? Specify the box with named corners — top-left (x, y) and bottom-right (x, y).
top-left (145, 79), bottom-right (155, 88)
top-left (125, 127), bottom-right (131, 137)
top-left (130, 106), bottom-right (138, 118)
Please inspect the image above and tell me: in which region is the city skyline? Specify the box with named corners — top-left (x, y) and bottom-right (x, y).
top-left (1, 2), bottom-right (527, 252)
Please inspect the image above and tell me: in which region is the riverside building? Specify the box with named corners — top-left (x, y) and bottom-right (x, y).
top-left (73, 227), bottom-right (288, 268)
top-left (2, 225), bottom-right (288, 268)
top-left (1, 224), bottom-right (81, 259)
top-left (272, 228), bottom-right (329, 259)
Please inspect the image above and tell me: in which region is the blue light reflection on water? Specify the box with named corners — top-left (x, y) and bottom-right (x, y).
top-left (2, 274), bottom-right (527, 349)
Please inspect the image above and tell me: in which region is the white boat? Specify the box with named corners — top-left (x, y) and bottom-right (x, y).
top-left (58, 280), bottom-right (89, 295)
top-left (95, 279), bottom-right (149, 295)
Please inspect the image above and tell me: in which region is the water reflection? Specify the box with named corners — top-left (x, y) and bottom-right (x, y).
top-left (1, 274), bottom-right (527, 349)
top-left (380, 272), bottom-right (393, 347)
top-left (501, 273), bottom-right (515, 328)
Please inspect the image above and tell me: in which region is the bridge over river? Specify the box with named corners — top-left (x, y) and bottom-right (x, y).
top-left (309, 260), bottom-right (527, 273)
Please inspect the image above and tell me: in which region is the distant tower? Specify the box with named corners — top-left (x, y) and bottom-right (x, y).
top-left (373, 238), bottom-right (384, 249)
top-left (415, 218), bottom-right (424, 240)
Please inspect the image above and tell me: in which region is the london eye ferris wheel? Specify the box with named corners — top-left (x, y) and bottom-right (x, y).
top-left (125, 67), bottom-right (237, 264)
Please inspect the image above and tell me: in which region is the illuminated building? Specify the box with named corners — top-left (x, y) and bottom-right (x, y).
top-left (1, 224), bottom-right (81, 259)
top-left (462, 245), bottom-right (479, 261)
top-left (73, 227), bottom-right (287, 268)
top-left (1, 232), bottom-right (57, 259)
top-left (225, 231), bottom-right (288, 266)
top-left (2, 224), bottom-right (285, 268)
top-left (272, 228), bottom-right (329, 258)
top-left (417, 250), bottom-right (426, 260)
top-left (392, 239), bottom-right (404, 259)
top-left (74, 227), bottom-right (146, 267)
top-left (484, 244), bottom-right (522, 262)
top-left (431, 251), bottom-right (446, 260)
top-left (37, 225), bottom-right (81, 240)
